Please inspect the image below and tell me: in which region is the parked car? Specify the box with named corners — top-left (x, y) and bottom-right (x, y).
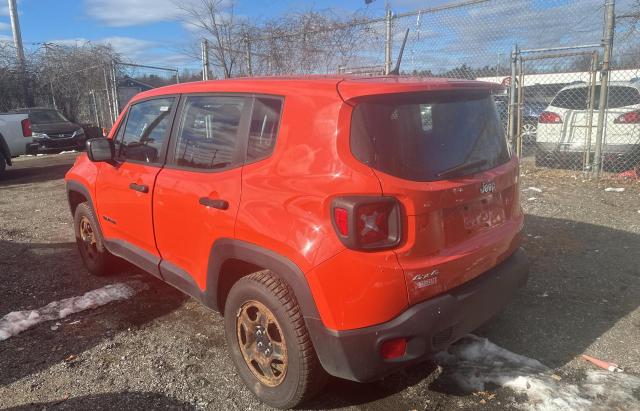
top-left (520, 101), bottom-right (548, 144)
top-left (65, 76), bottom-right (528, 409)
top-left (536, 81), bottom-right (640, 170)
top-left (10, 108), bottom-right (86, 152)
top-left (0, 113), bottom-right (37, 176)
top-left (492, 95), bottom-right (547, 144)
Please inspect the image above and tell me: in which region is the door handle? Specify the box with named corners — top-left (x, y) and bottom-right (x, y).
top-left (129, 183), bottom-right (149, 193)
top-left (199, 197), bottom-right (229, 210)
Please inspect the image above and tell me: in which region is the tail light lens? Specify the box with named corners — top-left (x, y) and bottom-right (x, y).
top-left (331, 196), bottom-right (402, 250)
top-left (538, 111), bottom-right (562, 124)
top-left (614, 111), bottom-right (640, 124)
top-left (21, 119), bottom-right (32, 137)
top-left (380, 338), bottom-right (407, 359)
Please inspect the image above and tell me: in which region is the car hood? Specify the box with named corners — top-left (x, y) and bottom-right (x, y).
top-left (32, 122), bottom-right (81, 134)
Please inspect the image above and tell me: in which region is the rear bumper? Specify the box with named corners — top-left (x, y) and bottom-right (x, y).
top-left (307, 248), bottom-right (529, 382)
top-left (26, 142), bottom-right (39, 155)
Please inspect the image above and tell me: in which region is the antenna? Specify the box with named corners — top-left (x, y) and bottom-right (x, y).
top-left (389, 28), bottom-right (409, 76)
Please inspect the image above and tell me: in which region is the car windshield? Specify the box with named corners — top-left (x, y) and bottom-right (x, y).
top-left (28, 110), bottom-right (69, 124)
top-left (350, 90), bottom-right (511, 181)
top-left (551, 85), bottom-right (640, 110)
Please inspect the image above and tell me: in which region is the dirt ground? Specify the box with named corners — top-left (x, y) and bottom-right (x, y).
top-left (0, 153), bottom-right (638, 410)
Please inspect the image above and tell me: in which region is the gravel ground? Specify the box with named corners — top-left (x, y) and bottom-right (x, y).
top-left (0, 153), bottom-right (638, 410)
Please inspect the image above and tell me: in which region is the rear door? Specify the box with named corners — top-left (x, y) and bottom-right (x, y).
top-left (95, 96), bottom-right (177, 274)
top-left (349, 90), bottom-right (522, 305)
top-left (153, 94), bottom-right (253, 291)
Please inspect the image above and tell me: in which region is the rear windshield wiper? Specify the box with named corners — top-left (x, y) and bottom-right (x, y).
top-left (436, 159), bottom-right (487, 179)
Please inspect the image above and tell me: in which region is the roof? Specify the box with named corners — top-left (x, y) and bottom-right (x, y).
top-left (558, 81), bottom-right (640, 91)
top-left (131, 75), bottom-right (501, 105)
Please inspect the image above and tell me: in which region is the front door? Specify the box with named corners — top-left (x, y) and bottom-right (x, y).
top-left (95, 96), bottom-right (177, 274)
top-left (154, 94), bottom-right (252, 290)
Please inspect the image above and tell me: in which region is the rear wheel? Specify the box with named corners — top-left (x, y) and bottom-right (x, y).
top-left (74, 202), bottom-right (115, 276)
top-left (224, 270), bottom-right (327, 409)
top-left (0, 156), bottom-right (6, 176)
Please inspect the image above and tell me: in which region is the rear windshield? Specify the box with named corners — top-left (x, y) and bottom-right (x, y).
top-left (350, 91), bottom-right (510, 181)
top-left (551, 86), bottom-right (640, 110)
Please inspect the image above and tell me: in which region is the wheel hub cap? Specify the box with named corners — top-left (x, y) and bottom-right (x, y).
top-left (236, 300), bottom-right (287, 387)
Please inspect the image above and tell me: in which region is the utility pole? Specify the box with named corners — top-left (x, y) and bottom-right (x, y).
top-left (8, 0), bottom-right (30, 106)
top-left (201, 39), bottom-right (210, 81)
top-left (593, 0), bottom-right (615, 177)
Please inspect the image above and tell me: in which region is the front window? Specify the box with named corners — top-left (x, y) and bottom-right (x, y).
top-left (116, 97), bottom-right (175, 164)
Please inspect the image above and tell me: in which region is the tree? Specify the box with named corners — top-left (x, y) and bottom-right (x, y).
top-left (176, 0), bottom-right (244, 78)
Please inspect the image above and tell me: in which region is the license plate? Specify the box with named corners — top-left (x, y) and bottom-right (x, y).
top-left (462, 196), bottom-right (506, 230)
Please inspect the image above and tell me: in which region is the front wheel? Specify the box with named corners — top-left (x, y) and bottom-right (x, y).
top-left (74, 202), bottom-right (115, 276)
top-left (224, 271), bottom-right (327, 409)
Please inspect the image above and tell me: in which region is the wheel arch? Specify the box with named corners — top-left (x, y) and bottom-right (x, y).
top-left (206, 239), bottom-right (321, 322)
top-left (0, 133), bottom-right (12, 166)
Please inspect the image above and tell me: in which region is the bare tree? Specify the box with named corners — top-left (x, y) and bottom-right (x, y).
top-left (177, 0), bottom-right (244, 78)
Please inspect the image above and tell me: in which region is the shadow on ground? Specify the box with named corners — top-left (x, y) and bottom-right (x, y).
top-left (5, 391), bottom-right (195, 410)
top-left (0, 155), bottom-right (76, 186)
top-left (0, 239), bottom-right (188, 386)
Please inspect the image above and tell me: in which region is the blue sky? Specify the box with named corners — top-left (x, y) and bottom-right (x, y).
top-left (0, 0), bottom-right (634, 74)
top-left (0, 0), bottom-right (414, 69)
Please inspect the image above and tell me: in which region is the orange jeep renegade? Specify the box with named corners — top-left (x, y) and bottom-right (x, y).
top-left (65, 76), bottom-right (528, 408)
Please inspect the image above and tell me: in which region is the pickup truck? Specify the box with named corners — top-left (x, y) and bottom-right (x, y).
top-left (0, 113), bottom-right (38, 176)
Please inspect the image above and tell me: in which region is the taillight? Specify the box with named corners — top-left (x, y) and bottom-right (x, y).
top-left (614, 111), bottom-right (640, 124)
top-left (538, 111), bottom-right (562, 124)
top-left (333, 207), bottom-right (349, 236)
top-left (21, 119), bottom-right (32, 137)
top-left (331, 196), bottom-right (402, 250)
top-left (380, 338), bottom-right (407, 359)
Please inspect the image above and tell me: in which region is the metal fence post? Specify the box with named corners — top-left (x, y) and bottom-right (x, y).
top-left (584, 51), bottom-right (598, 170)
top-left (385, 8), bottom-right (393, 75)
top-left (111, 61), bottom-right (120, 118)
top-left (201, 39), bottom-right (210, 81)
top-left (508, 45), bottom-right (518, 148)
top-left (244, 35), bottom-right (253, 77)
top-left (593, 0), bottom-right (615, 177)
top-left (103, 65), bottom-right (115, 126)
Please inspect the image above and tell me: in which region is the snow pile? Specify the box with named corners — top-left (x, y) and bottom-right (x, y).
top-left (0, 281), bottom-right (147, 341)
top-left (435, 335), bottom-right (640, 411)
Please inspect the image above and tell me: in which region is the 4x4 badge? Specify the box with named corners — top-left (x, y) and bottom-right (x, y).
top-left (480, 181), bottom-right (496, 194)
top-left (413, 269), bottom-right (440, 289)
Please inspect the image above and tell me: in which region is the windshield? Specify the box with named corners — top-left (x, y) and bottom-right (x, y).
top-left (551, 86), bottom-right (640, 110)
top-left (28, 110), bottom-right (69, 124)
top-left (351, 91), bottom-right (511, 181)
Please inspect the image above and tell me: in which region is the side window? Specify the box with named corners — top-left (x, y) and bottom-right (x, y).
top-left (174, 96), bottom-right (245, 170)
top-left (247, 98), bottom-right (282, 162)
top-left (118, 97), bottom-right (175, 164)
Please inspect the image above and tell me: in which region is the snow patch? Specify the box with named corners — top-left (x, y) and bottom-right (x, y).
top-left (524, 187), bottom-right (543, 193)
top-left (0, 281), bottom-right (147, 341)
top-left (435, 335), bottom-right (640, 411)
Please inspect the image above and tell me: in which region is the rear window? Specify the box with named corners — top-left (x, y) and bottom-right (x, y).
top-left (350, 91), bottom-right (510, 181)
top-left (551, 86), bottom-right (640, 110)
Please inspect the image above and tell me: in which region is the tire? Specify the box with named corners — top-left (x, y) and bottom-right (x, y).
top-left (73, 202), bottom-right (115, 276)
top-left (224, 270), bottom-right (328, 409)
top-left (0, 156), bottom-right (5, 176)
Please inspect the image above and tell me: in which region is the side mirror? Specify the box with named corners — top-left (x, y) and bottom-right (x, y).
top-left (86, 138), bottom-right (115, 163)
